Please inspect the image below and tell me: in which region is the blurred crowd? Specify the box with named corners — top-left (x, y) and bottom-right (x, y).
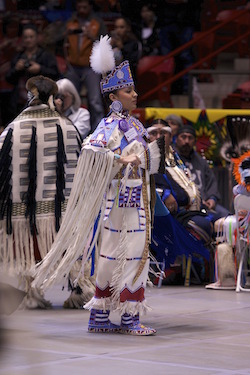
top-left (0, 0), bottom-right (206, 132)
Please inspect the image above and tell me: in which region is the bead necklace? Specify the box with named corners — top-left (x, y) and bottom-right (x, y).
top-left (165, 146), bottom-right (200, 210)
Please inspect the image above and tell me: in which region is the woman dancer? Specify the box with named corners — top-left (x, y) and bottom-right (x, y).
top-left (33, 36), bottom-right (164, 335)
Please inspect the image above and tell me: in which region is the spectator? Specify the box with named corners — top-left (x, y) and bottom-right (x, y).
top-left (6, 23), bottom-right (60, 121)
top-left (165, 114), bottom-right (183, 144)
top-left (148, 119), bottom-right (213, 240)
top-left (64, 0), bottom-right (107, 131)
top-left (148, 118), bottom-right (211, 284)
top-left (111, 16), bottom-right (141, 83)
top-left (55, 78), bottom-right (91, 140)
top-left (175, 125), bottom-right (230, 221)
top-left (110, 29), bottom-right (124, 66)
top-left (134, 3), bottom-right (160, 57)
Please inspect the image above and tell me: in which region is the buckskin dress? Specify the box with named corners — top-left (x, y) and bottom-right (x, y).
top-left (32, 110), bottom-right (164, 315)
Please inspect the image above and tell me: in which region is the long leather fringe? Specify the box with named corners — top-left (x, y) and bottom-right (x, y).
top-left (32, 147), bottom-right (114, 290)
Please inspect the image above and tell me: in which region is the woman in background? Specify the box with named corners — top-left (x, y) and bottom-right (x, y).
top-left (55, 78), bottom-right (90, 140)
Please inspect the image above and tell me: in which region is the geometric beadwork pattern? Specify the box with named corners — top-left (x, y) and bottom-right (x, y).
top-left (118, 185), bottom-right (142, 208)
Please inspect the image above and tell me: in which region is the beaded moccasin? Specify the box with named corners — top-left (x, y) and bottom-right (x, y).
top-left (88, 320), bottom-right (120, 333)
top-left (119, 313), bottom-right (156, 336)
top-left (88, 309), bottom-right (120, 333)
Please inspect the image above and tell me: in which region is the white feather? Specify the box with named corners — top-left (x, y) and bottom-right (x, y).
top-left (90, 35), bottom-right (115, 75)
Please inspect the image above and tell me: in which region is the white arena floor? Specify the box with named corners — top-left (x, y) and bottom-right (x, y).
top-left (1, 284), bottom-right (250, 375)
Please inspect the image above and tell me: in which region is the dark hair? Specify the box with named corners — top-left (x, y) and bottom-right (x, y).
top-left (177, 125), bottom-right (196, 138)
top-left (27, 76), bottom-right (58, 104)
top-left (115, 16), bottom-right (138, 41)
top-left (22, 23), bottom-right (38, 34)
top-left (76, 0), bottom-right (93, 5)
top-left (150, 118), bottom-right (170, 127)
top-left (103, 90), bottom-right (118, 112)
top-left (54, 93), bottom-right (65, 102)
top-left (37, 81), bottom-right (55, 103)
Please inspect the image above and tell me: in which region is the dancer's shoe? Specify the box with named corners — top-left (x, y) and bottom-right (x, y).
top-left (119, 313), bottom-right (156, 336)
top-left (88, 309), bottom-right (120, 333)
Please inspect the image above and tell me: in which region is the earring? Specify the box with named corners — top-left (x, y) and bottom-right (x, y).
top-left (111, 100), bottom-right (123, 113)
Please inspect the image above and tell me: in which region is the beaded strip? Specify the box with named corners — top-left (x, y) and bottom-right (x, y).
top-left (16, 108), bottom-right (59, 120)
top-left (100, 254), bottom-right (145, 261)
top-left (11, 200), bottom-right (68, 217)
top-left (104, 226), bottom-right (145, 233)
top-left (115, 170), bottom-right (122, 208)
top-left (166, 146), bottom-right (200, 210)
top-left (144, 148), bottom-right (150, 171)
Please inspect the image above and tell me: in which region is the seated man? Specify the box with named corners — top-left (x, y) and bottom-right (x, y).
top-left (148, 119), bottom-right (213, 241)
top-left (174, 125), bottom-right (230, 222)
top-left (148, 119), bottom-right (213, 284)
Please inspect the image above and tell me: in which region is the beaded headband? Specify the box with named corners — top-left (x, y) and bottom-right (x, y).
top-left (100, 60), bottom-right (134, 94)
top-left (90, 35), bottom-right (134, 94)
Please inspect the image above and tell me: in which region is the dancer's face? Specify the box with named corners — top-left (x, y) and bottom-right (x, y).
top-left (111, 86), bottom-right (138, 112)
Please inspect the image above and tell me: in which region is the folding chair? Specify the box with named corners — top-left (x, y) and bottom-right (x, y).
top-left (234, 194), bottom-right (250, 292)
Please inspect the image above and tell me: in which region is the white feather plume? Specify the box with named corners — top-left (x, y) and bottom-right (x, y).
top-left (90, 35), bottom-right (115, 75)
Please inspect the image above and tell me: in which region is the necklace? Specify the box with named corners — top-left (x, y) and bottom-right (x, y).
top-left (111, 111), bottom-right (130, 133)
top-left (165, 146), bottom-right (176, 167)
top-left (111, 109), bottom-right (129, 119)
top-left (166, 146), bottom-right (200, 210)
